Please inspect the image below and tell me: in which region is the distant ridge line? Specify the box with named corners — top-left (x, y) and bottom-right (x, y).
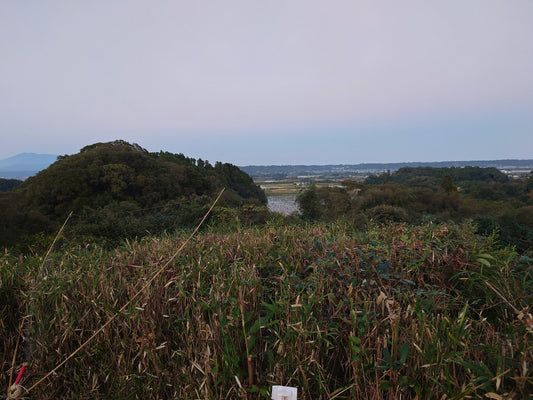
top-left (240, 159), bottom-right (533, 177)
top-left (241, 159), bottom-right (533, 168)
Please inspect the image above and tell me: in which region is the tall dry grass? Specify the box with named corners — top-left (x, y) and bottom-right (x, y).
top-left (1, 221), bottom-right (532, 399)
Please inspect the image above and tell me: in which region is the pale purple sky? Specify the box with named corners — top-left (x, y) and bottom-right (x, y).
top-left (1, 1), bottom-right (532, 165)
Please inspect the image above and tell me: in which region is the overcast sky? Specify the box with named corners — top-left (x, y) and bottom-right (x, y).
top-left (1, 1), bottom-right (532, 165)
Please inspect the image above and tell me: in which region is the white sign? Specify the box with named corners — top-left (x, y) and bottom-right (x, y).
top-left (271, 385), bottom-right (297, 400)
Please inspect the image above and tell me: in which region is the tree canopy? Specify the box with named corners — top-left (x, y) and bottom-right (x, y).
top-left (1, 140), bottom-right (266, 248)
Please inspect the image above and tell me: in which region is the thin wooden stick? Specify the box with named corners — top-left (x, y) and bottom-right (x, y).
top-left (483, 280), bottom-right (520, 314)
top-left (25, 188), bottom-right (225, 394)
top-left (39, 211), bottom-right (73, 278)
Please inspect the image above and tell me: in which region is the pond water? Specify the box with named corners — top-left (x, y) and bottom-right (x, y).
top-left (267, 195), bottom-right (300, 215)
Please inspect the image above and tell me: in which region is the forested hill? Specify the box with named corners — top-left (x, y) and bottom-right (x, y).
top-left (17, 140), bottom-right (265, 218)
top-left (1, 140), bottom-right (266, 249)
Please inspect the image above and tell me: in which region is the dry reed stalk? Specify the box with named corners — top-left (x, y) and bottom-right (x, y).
top-left (7, 211), bottom-right (74, 399)
top-left (24, 188), bottom-right (225, 395)
top-left (39, 211), bottom-right (73, 278)
top-left (238, 288), bottom-right (254, 387)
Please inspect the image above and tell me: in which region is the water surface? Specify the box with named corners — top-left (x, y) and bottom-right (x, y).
top-left (267, 195), bottom-right (299, 215)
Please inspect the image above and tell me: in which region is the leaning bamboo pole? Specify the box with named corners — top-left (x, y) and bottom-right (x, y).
top-left (7, 188), bottom-right (224, 398)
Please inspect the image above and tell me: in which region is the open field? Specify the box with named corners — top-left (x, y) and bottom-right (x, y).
top-left (257, 181), bottom-right (302, 196)
top-left (258, 178), bottom-right (349, 197)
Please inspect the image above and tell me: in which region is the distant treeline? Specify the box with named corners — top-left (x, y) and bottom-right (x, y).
top-left (241, 159), bottom-right (533, 178)
top-left (0, 140), bottom-right (267, 250)
top-left (297, 166), bottom-right (533, 252)
top-left (0, 178), bottom-right (22, 192)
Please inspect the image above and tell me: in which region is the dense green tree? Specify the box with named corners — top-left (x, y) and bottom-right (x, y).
top-left (366, 204), bottom-right (411, 223)
top-left (441, 174), bottom-right (457, 193)
top-left (317, 186), bottom-right (352, 220)
top-left (296, 185), bottom-right (324, 220)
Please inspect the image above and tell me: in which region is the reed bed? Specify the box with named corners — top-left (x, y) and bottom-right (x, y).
top-left (1, 221), bottom-right (532, 399)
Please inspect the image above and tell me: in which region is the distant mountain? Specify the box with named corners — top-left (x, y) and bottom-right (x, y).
top-left (241, 159), bottom-right (533, 179)
top-left (0, 153), bottom-right (58, 178)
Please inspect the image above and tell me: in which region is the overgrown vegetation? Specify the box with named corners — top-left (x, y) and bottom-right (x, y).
top-left (1, 148), bottom-right (532, 398)
top-left (296, 167), bottom-right (533, 253)
top-left (1, 221), bottom-right (531, 399)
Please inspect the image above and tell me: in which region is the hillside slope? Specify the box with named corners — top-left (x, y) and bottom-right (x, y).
top-left (16, 140), bottom-right (265, 218)
top-left (1, 140), bottom-right (266, 248)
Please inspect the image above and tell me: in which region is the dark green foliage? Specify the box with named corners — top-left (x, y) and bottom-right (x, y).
top-left (365, 166), bottom-right (509, 188)
top-left (296, 185), bottom-right (324, 220)
top-left (365, 166), bottom-right (533, 206)
top-left (366, 204), bottom-right (411, 223)
top-left (0, 192), bottom-right (56, 249)
top-left (473, 207), bottom-right (533, 253)
top-left (441, 174), bottom-right (457, 193)
top-left (312, 181), bottom-right (464, 223)
top-left (304, 167), bottom-right (533, 252)
top-left (69, 198), bottom-right (215, 248)
top-left (363, 166), bottom-right (526, 205)
top-left (357, 183), bottom-right (415, 210)
top-left (317, 186), bottom-right (351, 220)
top-left (0, 178), bottom-right (22, 192)
top-left (18, 141), bottom-right (186, 217)
top-left (213, 161), bottom-right (268, 205)
top-left (1, 140), bottom-right (266, 249)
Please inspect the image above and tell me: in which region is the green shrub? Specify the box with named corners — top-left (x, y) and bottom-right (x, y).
top-left (366, 204), bottom-right (411, 223)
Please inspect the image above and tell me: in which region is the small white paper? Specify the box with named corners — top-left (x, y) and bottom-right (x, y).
top-left (271, 385), bottom-right (297, 400)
